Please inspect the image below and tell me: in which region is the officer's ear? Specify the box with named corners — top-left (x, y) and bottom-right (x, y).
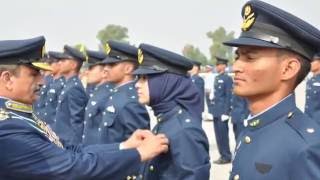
top-left (124, 62), bottom-right (135, 75)
top-left (0, 70), bottom-right (15, 91)
top-left (279, 55), bottom-right (300, 82)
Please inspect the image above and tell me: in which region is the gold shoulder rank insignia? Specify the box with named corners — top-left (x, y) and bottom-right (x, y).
top-left (241, 4), bottom-right (256, 32)
top-left (0, 108), bottom-right (9, 121)
top-left (138, 49), bottom-right (144, 64)
top-left (5, 100), bottom-right (33, 113)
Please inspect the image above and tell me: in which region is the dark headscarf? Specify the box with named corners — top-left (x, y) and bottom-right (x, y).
top-left (148, 73), bottom-right (202, 120)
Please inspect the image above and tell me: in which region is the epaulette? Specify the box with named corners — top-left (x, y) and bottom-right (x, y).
top-left (5, 100), bottom-right (33, 113)
top-left (286, 109), bottom-right (320, 145)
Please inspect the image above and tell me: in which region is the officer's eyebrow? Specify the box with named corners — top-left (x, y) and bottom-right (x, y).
top-left (237, 48), bottom-right (260, 55)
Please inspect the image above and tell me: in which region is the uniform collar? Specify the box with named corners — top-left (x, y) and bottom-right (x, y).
top-left (312, 73), bottom-right (320, 79)
top-left (0, 97), bottom-right (33, 115)
top-left (66, 75), bottom-right (79, 83)
top-left (156, 106), bottom-right (181, 123)
top-left (113, 80), bottom-right (135, 92)
top-left (245, 94), bottom-right (296, 130)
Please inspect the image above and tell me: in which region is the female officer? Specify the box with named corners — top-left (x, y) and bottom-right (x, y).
top-left (134, 43), bottom-right (210, 180)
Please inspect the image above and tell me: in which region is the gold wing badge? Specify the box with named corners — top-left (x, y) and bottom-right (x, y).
top-left (241, 4), bottom-right (256, 32)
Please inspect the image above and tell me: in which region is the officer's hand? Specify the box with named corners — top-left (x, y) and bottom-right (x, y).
top-left (121, 129), bottom-right (153, 149)
top-left (137, 133), bottom-right (169, 162)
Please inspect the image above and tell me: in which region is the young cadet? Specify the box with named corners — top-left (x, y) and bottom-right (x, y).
top-left (53, 45), bottom-right (88, 146)
top-left (211, 57), bottom-right (233, 164)
top-left (135, 43), bottom-right (210, 180)
top-left (39, 51), bottom-right (66, 125)
top-left (224, 0), bottom-right (320, 179)
top-left (82, 50), bottom-right (114, 145)
top-left (0, 36), bottom-right (169, 180)
top-left (96, 41), bottom-right (150, 144)
top-left (305, 53), bottom-right (320, 121)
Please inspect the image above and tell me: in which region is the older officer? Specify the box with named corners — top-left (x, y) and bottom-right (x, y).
top-left (99, 40), bottom-right (150, 143)
top-left (230, 93), bottom-right (249, 140)
top-left (224, 0), bottom-right (320, 179)
top-left (210, 57), bottom-right (233, 164)
top-left (305, 53), bottom-right (320, 121)
top-left (189, 60), bottom-right (205, 116)
top-left (53, 45), bottom-right (88, 146)
top-left (0, 36), bottom-right (169, 179)
top-left (135, 43), bottom-right (210, 180)
top-left (40, 51), bottom-right (66, 125)
top-left (82, 50), bottom-right (114, 145)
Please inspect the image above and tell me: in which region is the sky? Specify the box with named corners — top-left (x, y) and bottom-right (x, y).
top-left (0, 0), bottom-right (319, 57)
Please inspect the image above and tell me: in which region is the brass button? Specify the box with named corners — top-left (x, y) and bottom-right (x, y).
top-left (132, 175), bottom-right (137, 180)
top-left (126, 176), bottom-right (132, 180)
top-left (139, 174), bottom-right (143, 179)
top-left (149, 165), bottom-right (154, 171)
top-left (233, 174), bottom-right (240, 180)
top-left (244, 136), bottom-right (251, 144)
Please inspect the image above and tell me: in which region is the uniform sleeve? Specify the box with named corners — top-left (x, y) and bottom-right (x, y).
top-left (290, 142), bottom-right (320, 180)
top-left (169, 127), bottom-right (211, 179)
top-left (119, 102), bottom-right (150, 139)
top-left (1, 132), bottom-right (141, 180)
top-left (196, 77), bottom-right (205, 112)
top-left (67, 86), bottom-right (88, 143)
top-left (225, 76), bottom-right (233, 114)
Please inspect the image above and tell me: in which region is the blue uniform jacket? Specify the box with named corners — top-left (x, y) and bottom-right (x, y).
top-left (99, 81), bottom-right (150, 143)
top-left (33, 75), bottom-right (53, 119)
top-left (305, 74), bottom-right (320, 121)
top-left (0, 98), bottom-right (142, 180)
top-left (230, 94), bottom-right (320, 180)
top-left (191, 74), bottom-right (205, 113)
top-left (82, 82), bottom-right (114, 145)
top-left (230, 94), bottom-right (249, 124)
top-left (138, 106), bottom-right (210, 180)
top-left (211, 73), bottom-right (233, 117)
top-left (54, 75), bottom-right (88, 146)
top-left (86, 83), bottom-right (96, 98)
top-left (41, 76), bottom-right (65, 125)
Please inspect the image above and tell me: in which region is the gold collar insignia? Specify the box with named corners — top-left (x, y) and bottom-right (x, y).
top-left (5, 100), bottom-right (33, 113)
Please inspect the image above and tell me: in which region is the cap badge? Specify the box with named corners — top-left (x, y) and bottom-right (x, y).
top-left (41, 45), bottom-right (46, 58)
top-left (105, 43), bottom-right (111, 54)
top-left (241, 4), bottom-right (256, 32)
top-left (138, 49), bottom-right (144, 64)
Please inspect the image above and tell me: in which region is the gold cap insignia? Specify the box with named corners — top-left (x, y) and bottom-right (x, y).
top-left (105, 43), bottom-right (111, 54)
top-left (138, 49), bottom-right (144, 64)
top-left (78, 44), bottom-right (88, 62)
top-left (241, 4), bottom-right (256, 32)
top-left (41, 45), bottom-right (46, 58)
